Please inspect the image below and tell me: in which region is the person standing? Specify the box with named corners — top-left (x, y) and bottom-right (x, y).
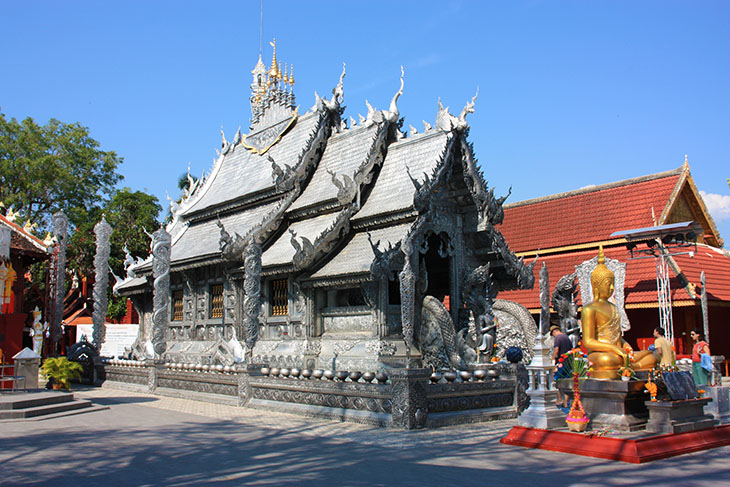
top-left (690, 329), bottom-right (711, 387)
top-left (551, 325), bottom-right (573, 409)
top-left (652, 327), bottom-right (675, 367)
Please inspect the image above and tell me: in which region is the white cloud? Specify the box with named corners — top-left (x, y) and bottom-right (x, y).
top-left (700, 191), bottom-right (730, 221)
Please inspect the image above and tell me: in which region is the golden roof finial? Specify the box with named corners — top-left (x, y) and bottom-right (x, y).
top-left (269, 38), bottom-right (279, 80)
top-left (278, 61), bottom-right (283, 81)
top-left (289, 65), bottom-right (295, 86)
top-left (283, 64), bottom-right (288, 85)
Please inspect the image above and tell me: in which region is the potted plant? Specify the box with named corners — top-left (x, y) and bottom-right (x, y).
top-left (41, 357), bottom-right (84, 390)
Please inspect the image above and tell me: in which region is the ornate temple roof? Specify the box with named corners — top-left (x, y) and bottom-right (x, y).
top-left (183, 110), bottom-right (325, 218)
top-left (117, 50), bottom-right (531, 294)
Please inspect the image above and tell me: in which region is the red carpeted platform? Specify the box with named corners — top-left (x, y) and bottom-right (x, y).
top-left (500, 425), bottom-right (730, 463)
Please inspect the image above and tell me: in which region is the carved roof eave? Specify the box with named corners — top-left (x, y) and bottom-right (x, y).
top-left (304, 272), bottom-right (372, 288)
top-left (186, 187), bottom-right (284, 224)
top-left (115, 277), bottom-right (150, 296)
top-left (351, 209), bottom-right (417, 231)
top-left (459, 134), bottom-right (511, 232)
top-left (289, 205), bottom-right (357, 271)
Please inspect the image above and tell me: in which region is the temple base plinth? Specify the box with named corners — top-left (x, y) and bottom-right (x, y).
top-left (558, 378), bottom-right (649, 431)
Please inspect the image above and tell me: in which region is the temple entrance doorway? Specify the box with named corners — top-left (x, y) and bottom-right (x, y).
top-left (421, 232), bottom-right (452, 310)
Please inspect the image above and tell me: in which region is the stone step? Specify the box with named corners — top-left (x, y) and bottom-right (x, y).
top-left (3, 404), bottom-right (109, 422)
top-left (0, 398), bottom-right (94, 419)
top-left (0, 391), bottom-right (75, 410)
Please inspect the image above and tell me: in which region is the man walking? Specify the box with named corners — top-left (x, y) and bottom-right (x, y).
top-left (551, 325), bottom-right (573, 409)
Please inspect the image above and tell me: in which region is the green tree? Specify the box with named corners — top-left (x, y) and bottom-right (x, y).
top-left (0, 113), bottom-right (122, 231)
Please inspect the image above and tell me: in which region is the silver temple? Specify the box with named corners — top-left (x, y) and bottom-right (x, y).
top-left (114, 42), bottom-right (535, 375)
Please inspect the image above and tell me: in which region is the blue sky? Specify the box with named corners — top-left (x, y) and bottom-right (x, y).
top-left (2, 1), bottom-right (729, 245)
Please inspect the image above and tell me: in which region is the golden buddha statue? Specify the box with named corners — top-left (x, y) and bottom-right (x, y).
top-left (581, 247), bottom-right (656, 379)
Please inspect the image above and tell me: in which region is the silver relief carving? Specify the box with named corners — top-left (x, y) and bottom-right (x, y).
top-left (92, 216), bottom-right (112, 349)
top-left (364, 340), bottom-right (397, 356)
top-left (243, 240), bottom-right (262, 354)
top-left (151, 226), bottom-right (171, 356)
top-left (552, 272), bottom-right (581, 347)
top-left (52, 211), bottom-right (68, 345)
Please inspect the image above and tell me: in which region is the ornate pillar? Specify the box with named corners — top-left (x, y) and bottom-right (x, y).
top-left (0, 225), bottom-right (10, 260)
top-left (390, 368), bottom-right (429, 429)
top-left (151, 226), bottom-right (171, 359)
top-left (399, 245), bottom-right (415, 362)
top-left (243, 240), bottom-right (262, 360)
top-left (92, 216), bottom-right (112, 349)
top-left (52, 211), bottom-right (68, 348)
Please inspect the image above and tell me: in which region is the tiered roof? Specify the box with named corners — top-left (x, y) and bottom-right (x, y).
top-left (116, 54), bottom-right (531, 294)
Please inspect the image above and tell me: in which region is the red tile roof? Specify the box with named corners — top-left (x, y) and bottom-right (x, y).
top-left (498, 244), bottom-right (730, 309)
top-left (499, 169), bottom-right (682, 253)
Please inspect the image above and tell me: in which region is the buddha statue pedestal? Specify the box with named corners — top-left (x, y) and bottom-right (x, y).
top-left (558, 378), bottom-right (649, 432)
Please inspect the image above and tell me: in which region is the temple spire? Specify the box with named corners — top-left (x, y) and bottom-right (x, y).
top-left (249, 38), bottom-right (297, 126)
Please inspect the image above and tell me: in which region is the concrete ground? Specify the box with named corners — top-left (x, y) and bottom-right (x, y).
top-left (1, 386), bottom-right (728, 487)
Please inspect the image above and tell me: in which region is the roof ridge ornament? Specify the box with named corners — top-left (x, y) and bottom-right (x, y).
top-left (456, 87), bottom-right (478, 130)
top-left (331, 62), bottom-right (346, 105)
top-left (386, 66), bottom-right (404, 123)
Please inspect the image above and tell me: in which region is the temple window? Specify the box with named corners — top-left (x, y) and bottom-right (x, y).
top-left (171, 289), bottom-right (184, 321)
top-left (209, 283), bottom-right (224, 319)
top-left (270, 278), bottom-right (288, 316)
top-left (335, 287), bottom-right (365, 307)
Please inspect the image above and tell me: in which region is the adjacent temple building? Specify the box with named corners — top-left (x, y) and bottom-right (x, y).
top-left (115, 42), bottom-right (535, 374)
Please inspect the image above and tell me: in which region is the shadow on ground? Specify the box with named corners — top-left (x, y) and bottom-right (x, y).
top-left (1, 403), bottom-right (728, 487)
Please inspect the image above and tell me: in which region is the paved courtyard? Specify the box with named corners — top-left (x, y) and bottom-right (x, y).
top-left (1, 386), bottom-right (728, 487)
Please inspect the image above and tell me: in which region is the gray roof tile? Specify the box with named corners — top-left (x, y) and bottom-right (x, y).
top-left (172, 200), bottom-right (281, 263)
top-left (184, 112), bottom-right (322, 215)
top-left (288, 124), bottom-right (380, 212)
top-left (353, 131), bottom-right (449, 221)
top-left (261, 211), bottom-right (342, 267)
top-left (311, 223), bottom-right (411, 278)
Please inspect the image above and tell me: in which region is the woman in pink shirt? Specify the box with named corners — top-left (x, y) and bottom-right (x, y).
top-left (690, 329), bottom-right (711, 386)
